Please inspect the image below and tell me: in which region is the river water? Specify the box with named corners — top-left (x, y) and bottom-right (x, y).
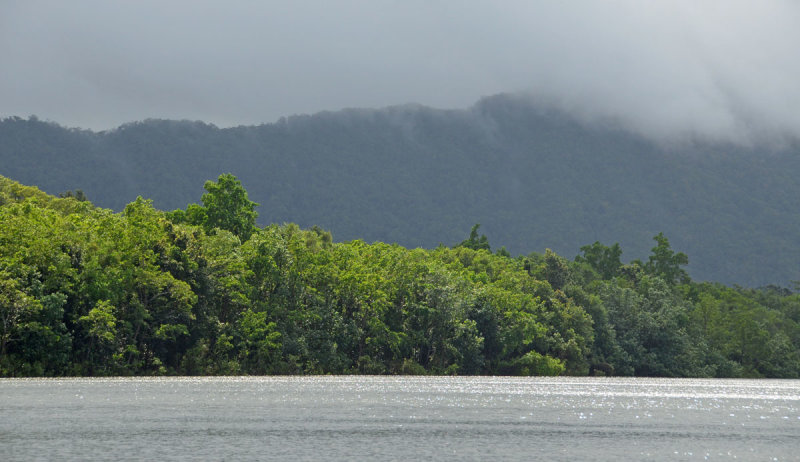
top-left (1, 376), bottom-right (798, 461)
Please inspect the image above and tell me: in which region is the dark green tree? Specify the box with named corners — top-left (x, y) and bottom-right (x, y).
top-left (58, 189), bottom-right (88, 202)
top-left (457, 224), bottom-right (490, 251)
top-left (543, 249), bottom-right (570, 291)
top-left (576, 241), bottom-right (622, 280)
top-left (645, 233), bottom-right (689, 285)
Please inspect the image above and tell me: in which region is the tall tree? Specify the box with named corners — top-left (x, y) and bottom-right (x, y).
top-left (457, 224), bottom-right (490, 252)
top-left (200, 174), bottom-right (259, 241)
top-left (645, 233), bottom-right (689, 285)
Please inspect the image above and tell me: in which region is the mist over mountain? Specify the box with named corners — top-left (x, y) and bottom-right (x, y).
top-left (2, 94), bottom-right (799, 286)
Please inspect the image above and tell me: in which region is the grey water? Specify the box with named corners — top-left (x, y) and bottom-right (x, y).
top-left (1, 377), bottom-right (799, 461)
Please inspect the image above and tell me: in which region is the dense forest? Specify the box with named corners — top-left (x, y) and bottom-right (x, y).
top-left (2, 95), bottom-right (800, 287)
top-left (2, 175), bottom-right (798, 378)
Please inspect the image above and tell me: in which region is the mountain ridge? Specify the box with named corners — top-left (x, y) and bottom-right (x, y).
top-left (2, 94), bottom-right (799, 286)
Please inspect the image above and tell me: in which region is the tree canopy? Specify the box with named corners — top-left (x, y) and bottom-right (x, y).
top-left (2, 174), bottom-right (799, 378)
top-left (170, 173), bottom-right (259, 241)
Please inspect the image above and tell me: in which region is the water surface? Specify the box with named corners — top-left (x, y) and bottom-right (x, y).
top-left (1, 377), bottom-right (798, 460)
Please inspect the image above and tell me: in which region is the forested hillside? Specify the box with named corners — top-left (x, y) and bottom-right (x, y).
top-left (2, 95), bottom-right (800, 286)
top-left (2, 175), bottom-right (799, 378)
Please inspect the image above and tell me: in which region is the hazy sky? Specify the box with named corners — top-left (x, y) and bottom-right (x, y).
top-left (2, 1), bottom-right (799, 144)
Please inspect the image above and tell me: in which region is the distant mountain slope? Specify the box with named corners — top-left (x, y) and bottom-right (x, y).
top-left (2, 95), bottom-right (799, 286)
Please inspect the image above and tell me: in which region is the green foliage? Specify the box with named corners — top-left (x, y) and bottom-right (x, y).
top-left (200, 174), bottom-right (259, 241)
top-left (498, 350), bottom-right (565, 376)
top-left (0, 274), bottom-right (42, 360)
top-left (576, 241), bottom-right (622, 280)
top-left (456, 224), bottom-right (490, 252)
top-left (59, 190), bottom-right (88, 202)
top-left (645, 233), bottom-right (689, 285)
top-left (1, 175), bottom-right (799, 378)
top-left (172, 174), bottom-right (258, 242)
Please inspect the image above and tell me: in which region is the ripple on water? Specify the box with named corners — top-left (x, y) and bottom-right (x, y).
top-left (0, 376), bottom-right (798, 461)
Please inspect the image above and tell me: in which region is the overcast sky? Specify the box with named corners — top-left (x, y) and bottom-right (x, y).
top-left (2, 1), bottom-right (799, 144)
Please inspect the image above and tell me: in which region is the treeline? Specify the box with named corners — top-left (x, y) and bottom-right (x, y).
top-left (1, 174), bottom-right (798, 377)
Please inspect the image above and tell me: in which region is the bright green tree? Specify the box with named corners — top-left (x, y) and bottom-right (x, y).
top-left (199, 174), bottom-right (259, 241)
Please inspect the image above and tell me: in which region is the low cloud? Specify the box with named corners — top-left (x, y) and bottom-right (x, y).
top-left (1, 1), bottom-right (798, 145)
